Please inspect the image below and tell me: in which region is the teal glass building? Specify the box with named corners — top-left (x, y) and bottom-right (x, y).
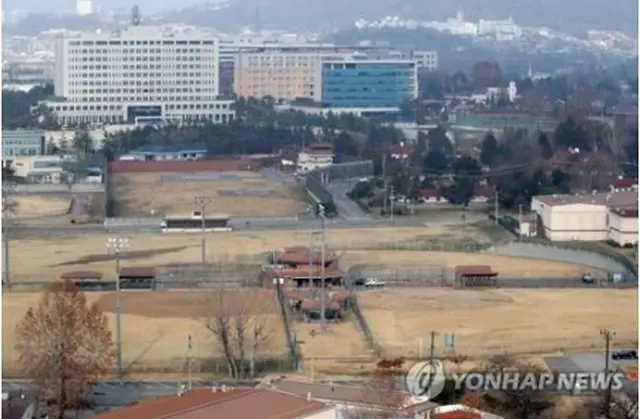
top-left (320, 60), bottom-right (418, 108)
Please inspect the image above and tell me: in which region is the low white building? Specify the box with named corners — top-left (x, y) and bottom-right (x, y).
top-left (297, 143), bottom-right (334, 172)
top-left (11, 155), bottom-right (66, 183)
top-left (531, 191), bottom-right (638, 242)
top-left (608, 208), bottom-right (638, 246)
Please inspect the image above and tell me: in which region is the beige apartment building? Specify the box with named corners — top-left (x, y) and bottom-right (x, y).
top-left (531, 190), bottom-right (638, 244)
top-left (234, 50), bottom-right (351, 102)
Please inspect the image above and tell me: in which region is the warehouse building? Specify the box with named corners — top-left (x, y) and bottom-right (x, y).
top-left (531, 191), bottom-right (638, 244)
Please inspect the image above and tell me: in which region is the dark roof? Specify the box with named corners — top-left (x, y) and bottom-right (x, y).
top-left (119, 267), bottom-right (156, 278)
top-left (613, 178), bottom-right (638, 188)
top-left (131, 143), bottom-right (207, 154)
top-left (301, 299), bottom-right (342, 311)
top-left (60, 270), bottom-right (103, 280)
top-left (610, 208), bottom-right (639, 218)
top-left (389, 144), bottom-right (412, 155)
top-left (454, 265), bottom-right (496, 277)
top-left (419, 188), bottom-right (441, 198)
top-left (95, 389), bottom-right (328, 419)
top-left (473, 186), bottom-right (492, 197)
top-left (278, 246), bottom-right (336, 265)
top-left (108, 159), bottom-right (254, 174)
top-left (2, 390), bottom-right (36, 419)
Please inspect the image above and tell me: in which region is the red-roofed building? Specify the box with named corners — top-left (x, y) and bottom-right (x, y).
top-left (418, 188), bottom-right (446, 204)
top-left (471, 186), bottom-right (492, 203)
top-left (389, 143), bottom-right (413, 160)
top-left (611, 177), bottom-right (638, 192)
top-left (96, 388), bottom-right (331, 419)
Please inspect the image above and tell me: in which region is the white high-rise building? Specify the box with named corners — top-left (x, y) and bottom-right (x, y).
top-left (40, 25), bottom-right (234, 125)
top-left (76, 0), bottom-right (95, 16)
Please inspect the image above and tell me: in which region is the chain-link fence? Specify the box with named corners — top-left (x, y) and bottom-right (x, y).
top-left (378, 334), bottom-right (639, 361)
top-left (346, 264), bottom-right (451, 287)
top-left (315, 161), bottom-right (374, 181)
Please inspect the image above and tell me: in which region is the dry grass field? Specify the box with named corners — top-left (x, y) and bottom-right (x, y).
top-left (340, 250), bottom-right (598, 277)
top-left (12, 195), bottom-right (71, 217)
top-left (2, 290), bottom-right (286, 376)
top-left (359, 288), bottom-right (638, 358)
top-left (112, 171), bottom-right (304, 217)
top-left (9, 226), bottom-right (600, 280)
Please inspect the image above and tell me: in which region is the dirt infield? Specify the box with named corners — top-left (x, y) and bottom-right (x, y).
top-left (111, 171), bottom-right (304, 217)
top-left (2, 290), bottom-right (286, 376)
top-left (359, 288), bottom-right (638, 358)
top-left (10, 227), bottom-right (600, 280)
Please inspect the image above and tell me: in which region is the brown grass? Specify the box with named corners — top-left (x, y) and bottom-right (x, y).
top-left (12, 195), bottom-right (71, 217)
top-left (112, 171), bottom-right (304, 217)
top-left (359, 288), bottom-right (638, 358)
top-left (2, 290), bottom-right (286, 376)
top-left (9, 227), bottom-right (598, 281)
top-left (340, 251), bottom-right (598, 277)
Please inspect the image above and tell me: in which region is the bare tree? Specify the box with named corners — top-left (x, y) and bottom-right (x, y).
top-left (202, 289), bottom-right (273, 379)
top-left (567, 392), bottom-right (639, 419)
top-left (15, 279), bottom-right (114, 419)
top-left (344, 358), bottom-right (411, 419)
top-left (482, 354), bottom-right (554, 419)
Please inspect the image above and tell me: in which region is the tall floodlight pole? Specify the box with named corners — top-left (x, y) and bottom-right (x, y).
top-left (194, 196), bottom-right (212, 266)
top-left (2, 182), bottom-right (16, 288)
top-left (600, 329), bottom-right (615, 417)
top-left (106, 236), bottom-right (130, 380)
top-left (318, 204), bottom-right (327, 331)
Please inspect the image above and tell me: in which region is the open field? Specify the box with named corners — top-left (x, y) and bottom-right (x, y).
top-left (359, 288), bottom-right (638, 358)
top-left (112, 171), bottom-right (305, 217)
top-left (9, 225), bottom-right (605, 280)
top-left (8, 226), bottom-right (599, 280)
top-left (340, 250), bottom-right (600, 277)
top-left (2, 290), bottom-right (286, 376)
top-left (11, 195), bottom-right (71, 217)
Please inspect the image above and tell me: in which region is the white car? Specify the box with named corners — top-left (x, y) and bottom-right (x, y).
top-left (364, 278), bottom-right (386, 288)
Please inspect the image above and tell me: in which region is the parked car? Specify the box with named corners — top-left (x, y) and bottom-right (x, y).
top-left (612, 350), bottom-right (638, 360)
top-left (364, 278), bottom-right (386, 288)
top-left (581, 273), bottom-right (594, 284)
top-left (352, 278), bottom-right (366, 287)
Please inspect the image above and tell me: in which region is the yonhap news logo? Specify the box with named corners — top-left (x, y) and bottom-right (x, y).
top-left (406, 361), bottom-right (629, 397)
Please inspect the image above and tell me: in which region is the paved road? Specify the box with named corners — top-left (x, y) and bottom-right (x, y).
top-left (326, 180), bottom-right (372, 220)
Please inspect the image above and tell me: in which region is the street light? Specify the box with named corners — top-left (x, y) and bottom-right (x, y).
top-left (318, 204), bottom-right (327, 332)
top-left (106, 236), bottom-right (130, 380)
top-left (194, 196), bottom-right (213, 266)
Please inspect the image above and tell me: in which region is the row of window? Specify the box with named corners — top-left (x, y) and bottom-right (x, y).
top-left (69, 87), bottom-right (216, 95)
top-left (3, 148), bottom-right (40, 156)
top-left (68, 48), bottom-right (214, 54)
top-left (70, 73), bottom-right (215, 80)
top-left (64, 95), bottom-right (221, 103)
top-left (68, 40), bottom-right (217, 46)
top-left (68, 65), bottom-right (213, 72)
top-left (69, 56), bottom-right (213, 63)
top-left (49, 102), bottom-right (231, 112)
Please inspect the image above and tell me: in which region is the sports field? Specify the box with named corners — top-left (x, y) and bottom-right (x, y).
top-left (358, 288), bottom-right (638, 358)
top-left (2, 290), bottom-right (286, 377)
top-left (111, 171), bottom-right (305, 217)
top-left (8, 227), bottom-right (597, 280)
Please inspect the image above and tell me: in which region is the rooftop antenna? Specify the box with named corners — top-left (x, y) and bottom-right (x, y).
top-left (131, 5), bottom-right (141, 26)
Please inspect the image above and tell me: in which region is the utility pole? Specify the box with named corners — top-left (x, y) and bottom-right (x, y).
top-left (187, 334), bottom-right (193, 391)
top-left (194, 196), bottom-right (212, 266)
top-left (601, 328), bottom-right (615, 418)
top-left (389, 185), bottom-right (395, 225)
top-left (494, 189), bottom-right (499, 224)
top-left (2, 182), bottom-right (16, 288)
top-left (318, 204), bottom-right (327, 332)
top-left (106, 236), bottom-right (130, 380)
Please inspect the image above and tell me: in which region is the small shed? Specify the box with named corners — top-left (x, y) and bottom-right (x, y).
top-left (300, 299), bottom-right (341, 322)
top-left (118, 267), bottom-right (156, 289)
top-left (454, 265), bottom-right (498, 288)
top-left (60, 271), bottom-right (106, 291)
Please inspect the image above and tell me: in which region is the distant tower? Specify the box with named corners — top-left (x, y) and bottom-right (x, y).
top-left (76, 0), bottom-right (95, 16)
top-left (131, 5), bottom-right (141, 26)
top-left (456, 10), bottom-right (464, 22)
